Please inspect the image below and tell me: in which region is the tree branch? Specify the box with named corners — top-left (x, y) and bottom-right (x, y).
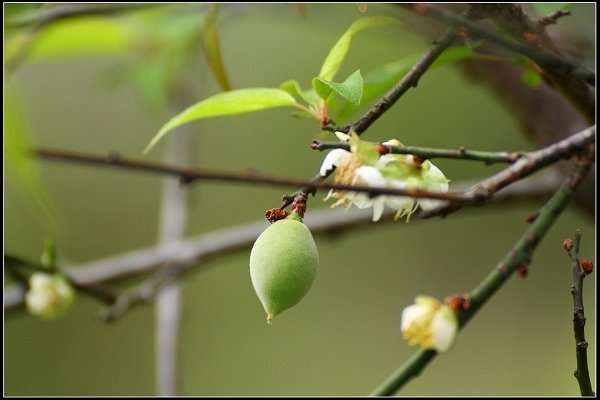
top-left (404, 4), bottom-right (595, 86)
top-left (370, 145), bottom-right (594, 396)
top-left (311, 140), bottom-right (522, 164)
top-left (349, 30), bottom-right (459, 135)
top-left (421, 125), bottom-right (595, 217)
top-left (564, 230), bottom-right (595, 396)
top-left (32, 147), bottom-right (466, 203)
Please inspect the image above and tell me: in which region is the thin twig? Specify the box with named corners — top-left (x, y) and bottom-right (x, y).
top-left (564, 231), bottom-right (594, 396)
top-left (421, 126), bottom-right (595, 218)
top-left (370, 146), bottom-right (594, 396)
top-left (538, 10), bottom-right (571, 29)
top-left (4, 255), bottom-right (117, 306)
top-left (32, 147), bottom-right (466, 202)
top-left (311, 140), bottom-right (522, 164)
top-left (349, 30), bottom-right (459, 135)
top-left (403, 4), bottom-right (595, 86)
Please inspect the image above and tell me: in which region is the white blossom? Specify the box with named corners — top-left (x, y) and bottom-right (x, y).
top-left (319, 134), bottom-right (449, 221)
top-left (401, 296), bottom-right (458, 353)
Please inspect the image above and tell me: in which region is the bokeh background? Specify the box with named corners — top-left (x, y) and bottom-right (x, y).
top-left (4, 3), bottom-right (595, 396)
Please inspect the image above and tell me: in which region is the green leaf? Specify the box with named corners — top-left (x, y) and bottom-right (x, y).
top-left (5, 82), bottom-right (57, 222)
top-left (349, 134), bottom-right (379, 166)
top-left (522, 69), bottom-right (543, 87)
top-left (312, 69), bottom-right (364, 106)
top-left (6, 17), bottom-right (134, 62)
top-left (318, 16), bottom-right (401, 81)
top-left (280, 80), bottom-right (317, 105)
top-left (202, 4), bottom-right (232, 91)
top-left (145, 88), bottom-right (298, 153)
top-left (334, 47), bottom-right (475, 121)
top-left (532, 3), bottom-right (571, 16)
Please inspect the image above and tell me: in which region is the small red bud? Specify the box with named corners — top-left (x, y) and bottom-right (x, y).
top-left (524, 32), bottom-right (538, 42)
top-left (563, 238), bottom-right (574, 252)
top-left (445, 294), bottom-right (470, 312)
top-left (412, 155), bottom-right (426, 170)
top-left (375, 143), bottom-right (390, 155)
top-left (525, 213), bottom-right (538, 223)
top-left (414, 3), bottom-right (429, 13)
top-left (581, 259), bottom-right (594, 275)
top-left (517, 263), bottom-right (529, 278)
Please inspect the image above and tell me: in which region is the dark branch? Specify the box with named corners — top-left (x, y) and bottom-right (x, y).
top-left (311, 140), bottom-right (522, 164)
top-left (421, 126), bottom-right (595, 218)
top-left (403, 4), bottom-right (595, 86)
top-left (349, 30), bottom-right (459, 135)
top-left (33, 147), bottom-right (465, 203)
top-left (564, 231), bottom-right (595, 396)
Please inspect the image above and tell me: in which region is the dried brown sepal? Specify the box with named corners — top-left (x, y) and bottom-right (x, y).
top-left (265, 208), bottom-right (289, 223)
top-left (412, 155), bottom-right (426, 170)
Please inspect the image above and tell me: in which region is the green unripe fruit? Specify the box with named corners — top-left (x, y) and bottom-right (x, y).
top-left (250, 216), bottom-right (319, 323)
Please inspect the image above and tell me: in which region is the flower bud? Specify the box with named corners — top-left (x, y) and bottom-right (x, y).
top-left (25, 272), bottom-right (76, 319)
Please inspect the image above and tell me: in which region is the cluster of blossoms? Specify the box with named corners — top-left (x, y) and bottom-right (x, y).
top-left (25, 272), bottom-right (76, 319)
top-left (320, 132), bottom-right (449, 222)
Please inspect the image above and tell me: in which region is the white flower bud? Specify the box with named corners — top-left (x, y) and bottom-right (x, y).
top-left (25, 272), bottom-right (76, 319)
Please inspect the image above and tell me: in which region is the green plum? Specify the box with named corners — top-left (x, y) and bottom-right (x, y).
top-left (250, 216), bottom-right (319, 323)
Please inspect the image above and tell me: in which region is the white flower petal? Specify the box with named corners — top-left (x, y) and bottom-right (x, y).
top-left (384, 179), bottom-right (414, 211)
top-left (431, 306), bottom-right (458, 353)
top-left (355, 166), bottom-right (386, 187)
top-left (351, 193), bottom-right (373, 209)
top-left (371, 200), bottom-right (386, 222)
top-left (320, 149), bottom-right (352, 176)
top-left (334, 131), bottom-right (351, 142)
top-left (401, 304), bottom-right (429, 333)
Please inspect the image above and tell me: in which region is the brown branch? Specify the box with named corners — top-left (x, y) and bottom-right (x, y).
top-left (311, 140), bottom-right (522, 164)
top-left (348, 30), bottom-right (459, 135)
top-left (564, 230), bottom-right (595, 396)
top-left (421, 125), bottom-right (595, 217)
top-left (33, 147), bottom-right (465, 203)
top-left (404, 4), bottom-right (595, 86)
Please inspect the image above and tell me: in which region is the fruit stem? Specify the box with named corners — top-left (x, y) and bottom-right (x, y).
top-left (291, 192), bottom-right (308, 218)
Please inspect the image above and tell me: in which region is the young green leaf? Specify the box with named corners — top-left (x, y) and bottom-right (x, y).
top-left (280, 79), bottom-right (318, 105)
top-left (334, 47), bottom-right (475, 121)
top-left (318, 16), bottom-right (401, 81)
top-left (312, 69), bottom-right (363, 106)
top-left (145, 88), bottom-right (298, 153)
top-left (5, 17), bottom-right (133, 62)
top-left (5, 82), bottom-right (57, 221)
top-left (202, 4), bottom-right (232, 91)
top-left (532, 3), bottom-right (571, 16)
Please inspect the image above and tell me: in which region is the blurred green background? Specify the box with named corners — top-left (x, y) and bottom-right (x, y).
top-left (4, 3), bottom-right (595, 396)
